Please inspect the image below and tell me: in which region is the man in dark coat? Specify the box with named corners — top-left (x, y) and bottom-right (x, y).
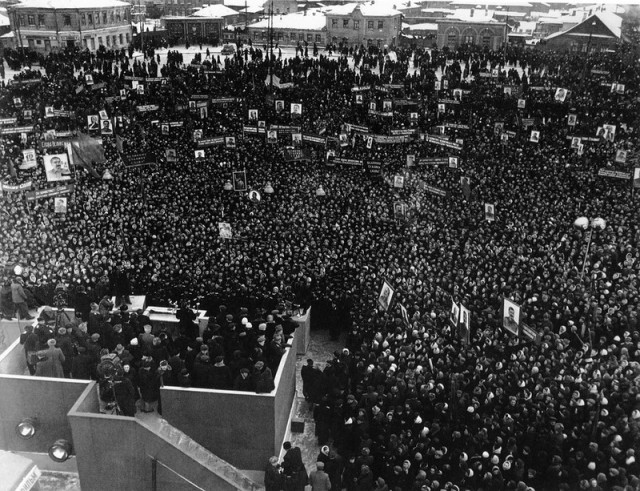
top-left (20, 325), bottom-right (40, 375)
top-left (265, 456), bottom-right (284, 491)
top-left (282, 441), bottom-right (308, 491)
top-left (74, 286), bottom-right (91, 326)
top-left (110, 264), bottom-right (131, 307)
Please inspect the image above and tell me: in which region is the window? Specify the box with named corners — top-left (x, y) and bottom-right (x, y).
top-left (90, 38), bottom-right (95, 50)
top-left (110, 12), bottom-right (114, 23)
top-left (116, 11), bottom-right (121, 22)
top-left (95, 12), bottom-right (99, 24)
top-left (98, 36), bottom-right (103, 45)
top-left (119, 33), bottom-right (123, 44)
top-left (368, 20), bottom-right (373, 29)
top-left (464, 35), bottom-right (473, 44)
top-left (343, 19), bottom-right (349, 28)
top-left (36, 39), bottom-right (42, 45)
top-left (38, 14), bottom-right (45, 26)
top-left (63, 15), bottom-right (71, 26)
top-left (88, 14), bottom-right (93, 24)
top-left (19, 15), bottom-right (25, 26)
top-left (354, 20), bottom-right (359, 29)
top-left (299, 33), bottom-right (304, 41)
top-left (307, 33), bottom-right (312, 41)
top-left (27, 15), bottom-right (35, 26)
top-left (332, 19), bottom-right (337, 28)
top-left (254, 32), bottom-right (259, 40)
top-left (482, 36), bottom-right (490, 47)
top-left (106, 35), bottom-right (111, 46)
top-left (316, 34), bottom-right (321, 42)
top-left (448, 34), bottom-right (457, 46)
top-left (277, 32), bottom-right (283, 40)
top-left (81, 13), bottom-right (86, 25)
top-left (126, 33), bottom-right (130, 43)
top-left (378, 21), bottom-right (383, 29)
top-left (102, 12), bottom-right (107, 24)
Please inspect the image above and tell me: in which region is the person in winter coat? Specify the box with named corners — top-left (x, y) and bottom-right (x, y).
top-left (253, 360), bottom-right (275, 393)
top-left (354, 465), bottom-right (374, 491)
top-left (11, 277), bottom-right (33, 320)
top-left (34, 338), bottom-right (65, 377)
top-left (138, 359), bottom-right (162, 412)
top-left (282, 441), bottom-right (308, 491)
top-left (20, 325), bottom-right (40, 375)
top-left (264, 456), bottom-right (284, 491)
top-left (72, 346), bottom-right (93, 379)
top-left (309, 461), bottom-right (332, 491)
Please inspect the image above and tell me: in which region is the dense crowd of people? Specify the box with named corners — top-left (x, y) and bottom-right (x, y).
top-left (1, 37), bottom-right (639, 490)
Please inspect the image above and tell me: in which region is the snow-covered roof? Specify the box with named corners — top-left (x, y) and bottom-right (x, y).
top-left (0, 13), bottom-right (9, 26)
top-left (193, 4), bottom-right (239, 18)
top-left (594, 12), bottom-right (622, 38)
top-left (224, 0), bottom-right (263, 8)
top-left (239, 6), bottom-right (264, 14)
top-left (513, 20), bottom-right (537, 33)
top-left (11, 0), bottom-right (129, 9)
top-left (403, 22), bottom-right (437, 31)
top-left (447, 8), bottom-right (496, 22)
top-left (325, 3), bottom-right (403, 17)
top-left (545, 12), bottom-right (623, 41)
top-left (450, 0), bottom-right (532, 6)
top-left (249, 11), bottom-right (326, 30)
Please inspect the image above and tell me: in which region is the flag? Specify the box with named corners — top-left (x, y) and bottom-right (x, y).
top-left (7, 158), bottom-right (17, 179)
top-left (70, 133), bottom-right (104, 178)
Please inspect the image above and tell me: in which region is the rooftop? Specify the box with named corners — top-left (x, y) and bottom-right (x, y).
top-left (248, 11), bottom-right (326, 30)
top-left (10, 0), bottom-right (129, 9)
top-left (324, 2), bottom-right (403, 17)
top-left (545, 11), bottom-right (623, 41)
top-left (449, 0), bottom-right (532, 6)
top-left (403, 22), bottom-right (437, 31)
top-left (193, 4), bottom-right (239, 17)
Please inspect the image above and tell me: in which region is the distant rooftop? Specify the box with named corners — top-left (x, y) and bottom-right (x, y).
top-left (10, 0), bottom-right (129, 9)
top-left (249, 11), bottom-right (326, 30)
top-left (193, 4), bottom-right (239, 17)
top-left (324, 2), bottom-right (403, 17)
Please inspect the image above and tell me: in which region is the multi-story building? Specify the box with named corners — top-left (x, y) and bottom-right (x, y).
top-left (163, 0), bottom-right (206, 18)
top-left (163, 4), bottom-right (238, 43)
top-left (246, 10), bottom-right (326, 47)
top-left (325, 3), bottom-right (402, 48)
top-left (7, 0), bottom-right (132, 52)
top-left (436, 19), bottom-right (505, 49)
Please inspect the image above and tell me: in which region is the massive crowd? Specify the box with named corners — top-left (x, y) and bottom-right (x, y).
top-left (1, 38), bottom-right (639, 490)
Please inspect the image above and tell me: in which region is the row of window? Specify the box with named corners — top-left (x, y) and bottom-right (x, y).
top-left (447, 33), bottom-right (493, 46)
top-left (253, 31), bottom-right (323, 43)
top-left (331, 19), bottom-right (385, 30)
top-left (20, 10), bottom-right (126, 28)
top-left (29, 32), bottom-right (130, 50)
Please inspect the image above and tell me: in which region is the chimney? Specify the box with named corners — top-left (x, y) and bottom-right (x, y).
top-left (470, 8), bottom-right (474, 18)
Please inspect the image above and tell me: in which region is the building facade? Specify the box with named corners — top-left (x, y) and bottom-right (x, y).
top-left (325, 3), bottom-right (402, 48)
top-left (8, 0), bottom-right (132, 53)
top-left (436, 20), bottom-right (505, 49)
top-left (543, 13), bottom-right (625, 52)
top-left (163, 0), bottom-right (207, 18)
top-left (163, 16), bottom-right (224, 43)
top-left (247, 12), bottom-right (326, 47)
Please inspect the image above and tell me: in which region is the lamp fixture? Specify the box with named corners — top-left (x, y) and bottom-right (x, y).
top-left (16, 418), bottom-right (37, 439)
top-left (49, 439), bottom-right (73, 462)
